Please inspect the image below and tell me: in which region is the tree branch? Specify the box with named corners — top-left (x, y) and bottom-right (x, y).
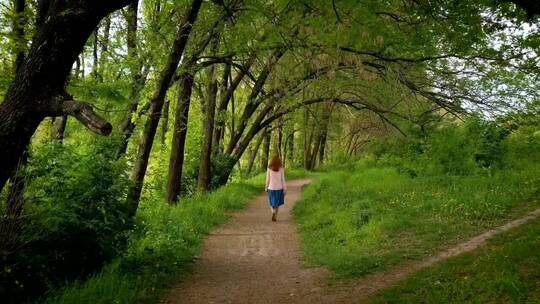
top-left (62, 100), bottom-right (112, 135)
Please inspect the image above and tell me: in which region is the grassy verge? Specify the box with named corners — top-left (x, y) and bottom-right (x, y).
top-left (45, 168), bottom-right (312, 304)
top-left (293, 160), bottom-right (539, 277)
top-left (371, 218), bottom-right (540, 303)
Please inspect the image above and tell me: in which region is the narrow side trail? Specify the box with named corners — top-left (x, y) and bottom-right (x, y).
top-left (166, 179), bottom-right (540, 304)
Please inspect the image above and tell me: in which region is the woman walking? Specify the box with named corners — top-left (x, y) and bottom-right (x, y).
top-left (265, 155), bottom-right (286, 222)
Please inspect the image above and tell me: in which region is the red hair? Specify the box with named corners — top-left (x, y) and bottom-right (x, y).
top-left (268, 155), bottom-right (283, 172)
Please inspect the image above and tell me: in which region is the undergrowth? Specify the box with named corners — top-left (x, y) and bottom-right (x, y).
top-left (44, 168), bottom-right (310, 304)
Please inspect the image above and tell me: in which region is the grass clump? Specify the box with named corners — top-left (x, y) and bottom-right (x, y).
top-left (371, 218), bottom-right (540, 303)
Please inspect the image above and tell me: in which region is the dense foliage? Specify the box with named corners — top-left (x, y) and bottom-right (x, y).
top-left (0, 141), bottom-right (132, 300)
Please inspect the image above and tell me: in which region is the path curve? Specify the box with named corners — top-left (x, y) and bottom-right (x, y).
top-left (166, 178), bottom-right (540, 303)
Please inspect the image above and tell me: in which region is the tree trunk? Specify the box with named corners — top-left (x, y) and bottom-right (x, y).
top-left (277, 116), bottom-right (283, 157)
top-left (91, 28), bottom-right (99, 80)
top-left (0, 0), bottom-right (128, 192)
top-left (52, 115), bottom-right (68, 142)
top-left (75, 56), bottom-right (81, 78)
top-left (99, 16), bottom-right (111, 79)
top-left (246, 132), bottom-right (264, 176)
top-left (309, 133), bottom-right (321, 170)
top-left (318, 131), bottom-right (327, 165)
top-left (166, 73), bottom-right (194, 203)
top-left (317, 103), bottom-right (332, 166)
top-left (35, 0), bottom-right (51, 29)
top-left (116, 0), bottom-right (142, 158)
top-left (304, 131), bottom-right (314, 169)
top-left (5, 0), bottom-right (27, 214)
top-left (13, 0), bottom-right (25, 72)
top-left (260, 127), bottom-right (270, 171)
top-left (126, 0), bottom-right (203, 212)
top-left (212, 62), bottom-right (230, 154)
top-left (283, 129), bottom-right (294, 168)
top-left (287, 130), bottom-right (294, 167)
top-left (160, 99), bottom-right (170, 145)
top-left (165, 19), bottom-right (222, 202)
top-left (303, 108), bottom-right (311, 169)
top-left (197, 51), bottom-right (218, 192)
top-left (81, 50), bottom-right (86, 77)
top-left (226, 49), bottom-right (285, 155)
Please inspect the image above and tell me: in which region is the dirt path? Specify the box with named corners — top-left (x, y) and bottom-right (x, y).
top-left (166, 179), bottom-right (540, 304)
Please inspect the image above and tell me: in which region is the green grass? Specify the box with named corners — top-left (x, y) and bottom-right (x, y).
top-left (370, 218), bottom-right (540, 303)
top-left (44, 168), bottom-right (312, 304)
top-left (293, 160), bottom-right (540, 277)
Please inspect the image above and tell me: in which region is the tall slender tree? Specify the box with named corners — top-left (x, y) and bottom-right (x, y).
top-left (127, 0), bottom-right (204, 211)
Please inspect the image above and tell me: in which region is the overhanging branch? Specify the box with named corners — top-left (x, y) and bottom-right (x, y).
top-left (62, 100), bottom-right (112, 135)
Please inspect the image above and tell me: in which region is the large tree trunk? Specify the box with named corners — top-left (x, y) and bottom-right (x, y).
top-left (35, 0), bottom-right (51, 29)
top-left (197, 49), bottom-right (218, 192)
top-left (166, 73), bottom-right (194, 203)
top-left (126, 0), bottom-right (203, 212)
top-left (0, 0), bottom-right (128, 192)
top-left (5, 0), bottom-right (27, 214)
top-left (13, 0), bottom-right (25, 72)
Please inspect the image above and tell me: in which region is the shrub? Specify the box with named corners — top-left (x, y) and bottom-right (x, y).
top-left (0, 141), bottom-right (131, 303)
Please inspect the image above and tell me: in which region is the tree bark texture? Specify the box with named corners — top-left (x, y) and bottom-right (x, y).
top-left (5, 0), bottom-right (27, 215)
top-left (92, 28), bottom-right (100, 80)
top-left (260, 127), bottom-right (270, 171)
top-left (126, 0), bottom-right (203, 211)
top-left (13, 0), bottom-right (26, 72)
top-left (212, 62), bottom-right (231, 154)
top-left (160, 99), bottom-right (170, 145)
top-left (197, 55), bottom-right (218, 192)
top-left (166, 73), bottom-right (194, 203)
top-left (52, 115), bottom-right (68, 142)
top-left (0, 0), bottom-right (130, 192)
top-left (246, 132), bottom-right (264, 176)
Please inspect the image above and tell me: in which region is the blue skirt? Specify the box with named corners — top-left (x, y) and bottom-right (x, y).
top-left (267, 189), bottom-right (285, 208)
